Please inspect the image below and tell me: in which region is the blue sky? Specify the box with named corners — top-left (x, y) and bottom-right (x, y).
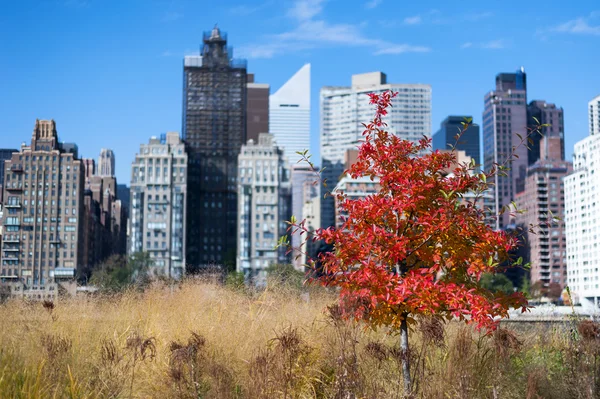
top-left (1, 0), bottom-right (599, 184)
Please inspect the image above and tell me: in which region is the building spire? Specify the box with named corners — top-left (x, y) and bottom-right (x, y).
top-left (210, 24), bottom-right (221, 40)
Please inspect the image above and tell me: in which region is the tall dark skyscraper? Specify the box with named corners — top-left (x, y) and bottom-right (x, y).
top-left (483, 68), bottom-right (528, 229)
top-left (432, 116), bottom-right (480, 165)
top-left (182, 26), bottom-right (247, 269)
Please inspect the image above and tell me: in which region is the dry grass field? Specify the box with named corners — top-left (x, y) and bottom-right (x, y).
top-left (0, 280), bottom-right (599, 398)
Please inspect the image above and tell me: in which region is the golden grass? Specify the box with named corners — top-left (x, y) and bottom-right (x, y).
top-left (0, 280), bottom-right (598, 398)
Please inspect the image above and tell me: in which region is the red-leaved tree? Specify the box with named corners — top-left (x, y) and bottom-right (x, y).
top-left (292, 91), bottom-right (529, 396)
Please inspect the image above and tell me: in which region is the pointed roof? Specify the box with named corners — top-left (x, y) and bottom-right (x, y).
top-left (270, 64), bottom-right (310, 108)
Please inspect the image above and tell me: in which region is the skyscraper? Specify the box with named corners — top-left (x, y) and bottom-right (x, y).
top-left (182, 26), bottom-right (247, 269)
top-left (482, 68), bottom-right (528, 229)
top-left (269, 64), bottom-right (311, 165)
top-left (565, 94), bottom-right (600, 306)
top-left (237, 133), bottom-right (291, 285)
top-left (432, 116), bottom-right (480, 165)
top-left (1, 120), bottom-right (84, 300)
top-left (516, 136), bottom-right (571, 290)
top-left (320, 72), bottom-right (431, 228)
top-left (527, 101), bottom-right (564, 165)
top-left (98, 148), bottom-right (115, 177)
top-left (129, 133), bottom-right (187, 278)
top-left (246, 73), bottom-right (269, 143)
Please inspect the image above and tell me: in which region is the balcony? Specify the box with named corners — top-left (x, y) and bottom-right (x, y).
top-left (52, 268), bottom-right (75, 279)
top-left (6, 184), bottom-right (23, 191)
top-left (2, 238), bottom-right (19, 243)
top-left (10, 164), bottom-right (23, 173)
top-left (2, 256), bottom-right (19, 261)
top-left (4, 202), bottom-right (21, 208)
top-left (3, 247), bottom-right (20, 252)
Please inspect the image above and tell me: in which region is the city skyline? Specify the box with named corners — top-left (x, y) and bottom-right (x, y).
top-left (2, 1), bottom-right (599, 184)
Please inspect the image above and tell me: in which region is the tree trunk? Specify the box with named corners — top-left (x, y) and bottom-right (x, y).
top-left (400, 315), bottom-right (412, 397)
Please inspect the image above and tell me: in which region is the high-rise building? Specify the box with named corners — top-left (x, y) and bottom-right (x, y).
top-left (237, 133), bottom-right (291, 285)
top-left (117, 184), bottom-right (130, 211)
top-left (432, 116), bottom-right (480, 165)
top-left (589, 95), bottom-right (600, 137)
top-left (246, 73), bottom-right (269, 142)
top-left (320, 71), bottom-right (431, 228)
top-left (269, 64), bottom-right (311, 165)
top-left (516, 136), bottom-right (571, 290)
top-left (527, 101), bottom-right (564, 165)
top-left (1, 119), bottom-right (84, 300)
top-left (483, 68), bottom-right (529, 229)
top-left (0, 149), bottom-right (18, 197)
top-left (98, 148), bottom-right (115, 177)
top-left (183, 26), bottom-right (247, 270)
top-left (290, 165), bottom-right (319, 270)
top-left (129, 133), bottom-right (187, 278)
top-left (565, 95), bottom-right (600, 305)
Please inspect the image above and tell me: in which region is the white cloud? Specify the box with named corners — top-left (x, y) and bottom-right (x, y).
top-left (403, 15), bottom-right (422, 25)
top-left (230, 1), bottom-right (273, 16)
top-left (161, 51), bottom-right (173, 57)
top-left (162, 11), bottom-right (183, 22)
top-left (373, 44), bottom-right (430, 55)
top-left (551, 17), bottom-right (600, 35)
top-left (481, 39), bottom-right (505, 49)
top-left (287, 0), bottom-right (325, 22)
top-left (365, 0), bottom-right (382, 9)
top-left (460, 39), bottom-right (506, 50)
top-left (539, 12), bottom-right (600, 38)
top-left (241, 0), bottom-right (429, 58)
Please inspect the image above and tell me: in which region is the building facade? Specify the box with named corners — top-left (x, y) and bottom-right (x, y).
top-left (320, 72), bottom-right (431, 228)
top-left (183, 26), bottom-right (247, 269)
top-left (129, 133), bottom-right (187, 279)
top-left (527, 100), bottom-right (564, 165)
top-left (98, 148), bottom-right (115, 177)
top-left (237, 133), bottom-right (291, 285)
top-left (1, 120), bottom-right (84, 300)
top-left (432, 116), bottom-right (480, 165)
top-left (290, 165), bottom-right (319, 270)
top-left (269, 64), bottom-right (311, 165)
top-left (0, 149), bottom-right (18, 198)
top-left (246, 73), bottom-right (269, 143)
top-left (516, 137), bottom-right (571, 290)
top-left (565, 96), bottom-right (600, 304)
top-left (483, 69), bottom-right (529, 229)
top-left (590, 95), bottom-right (600, 138)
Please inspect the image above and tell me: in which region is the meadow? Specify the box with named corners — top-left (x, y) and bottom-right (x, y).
top-left (0, 280), bottom-right (599, 398)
